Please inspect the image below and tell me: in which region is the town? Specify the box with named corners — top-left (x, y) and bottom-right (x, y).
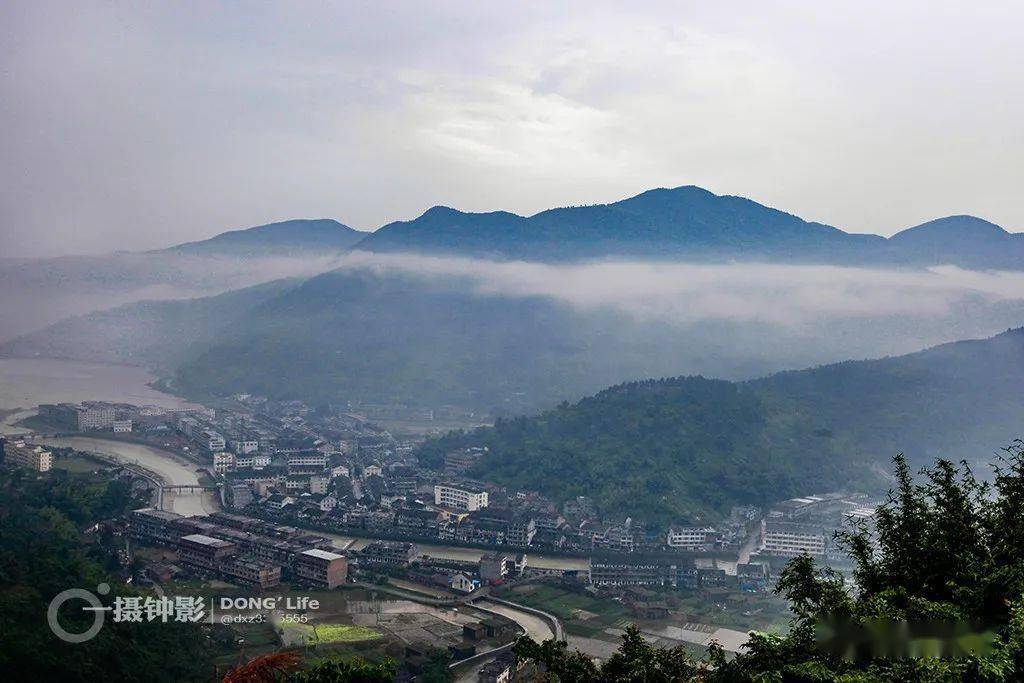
top-left (9, 397), bottom-right (882, 586)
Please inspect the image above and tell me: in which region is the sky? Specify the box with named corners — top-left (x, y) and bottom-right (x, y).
top-left (2, 1), bottom-right (1022, 257)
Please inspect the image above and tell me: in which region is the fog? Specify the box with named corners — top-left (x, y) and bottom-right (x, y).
top-left (0, 251), bottom-right (349, 342)
top-left (333, 251), bottom-right (1024, 330)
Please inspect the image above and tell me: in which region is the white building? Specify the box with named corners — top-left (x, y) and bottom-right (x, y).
top-left (202, 430), bottom-right (226, 452)
top-left (434, 484), bottom-right (488, 511)
top-left (112, 419), bottom-right (133, 433)
top-left (3, 440), bottom-right (52, 472)
top-left (760, 520), bottom-right (826, 556)
top-left (449, 572), bottom-right (477, 593)
top-left (286, 452), bottom-right (328, 468)
top-left (213, 452), bottom-right (235, 474)
top-left (77, 405), bottom-right (117, 430)
top-left (235, 454), bottom-right (271, 470)
top-left (666, 526), bottom-right (717, 550)
top-left (231, 439), bottom-right (259, 454)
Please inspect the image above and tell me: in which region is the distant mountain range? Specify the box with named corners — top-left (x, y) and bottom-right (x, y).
top-left (351, 186), bottom-right (1023, 268)
top-left (164, 218), bottom-right (365, 256)
top-left (417, 327), bottom-right (1024, 522)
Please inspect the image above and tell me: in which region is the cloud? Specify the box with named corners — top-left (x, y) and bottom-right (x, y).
top-left (330, 251), bottom-right (1024, 327)
top-left (3, 2), bottom-right (1023, 257)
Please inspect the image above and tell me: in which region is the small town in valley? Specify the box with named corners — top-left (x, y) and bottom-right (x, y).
top-left (1, 394), bottom-right (882, 680)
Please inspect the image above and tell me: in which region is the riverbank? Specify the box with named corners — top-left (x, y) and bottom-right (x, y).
top-left (38, 435), bottom-right (218, 516)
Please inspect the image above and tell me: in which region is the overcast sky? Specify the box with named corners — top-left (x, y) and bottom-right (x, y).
top-left (2, 1), bottom-right (1022, 257)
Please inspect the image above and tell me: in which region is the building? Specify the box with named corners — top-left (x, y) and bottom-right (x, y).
top-left (2, 439), bottom-right (53, 472)
top-left (479, 553), bottom-right (514, 583)
top-left (434, 483), bottom-right (489, 511)
top-left (666, 526), bottom-right (717, 550)
top-left (309, 474), bottom-right (330, 494)
top-left (265, 494), bottom-right (295, 511)
top-left (177, 534), bottom-right (236, 570)
top-left (286, 452), bottom-right (328, 468)
top-left (213, 452), bottom-right (235, 474)
top-left (506, 515), bottom-right (537, 546)
top-left (77, 403), bottom-right (118, 430)
top-left (112, 419), bottom-right (132, 433)
top-left (449, 572), bottom-right (477, 593)
top-left (760, 520), bottom-right (827, 557)
top-left (231, 439), bottom-right (259, 455)
top-left (295, 549), bottom-right (348, 588)
top-left (590, 562), bottom-right (673, 587)
top-left (443, 447), bottom-right (485, 474)
top-left (235, 454), bottom-right (271, 470)
top-left (131, 508), bottom-right (184, 544)
top-left (202, 430), bottom-right (226, 453)
top-left (737, 562), bottom-right (770, 592)
top-left (360, 541), bottom-right (418, 567)
top-left (221, 556), bottom-right (282, 589)
top-left (229, 484), bottom-right (254, 509)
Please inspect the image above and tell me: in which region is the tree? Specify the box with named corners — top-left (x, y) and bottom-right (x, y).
top-left (514, 449), bottom-right (1024, 681)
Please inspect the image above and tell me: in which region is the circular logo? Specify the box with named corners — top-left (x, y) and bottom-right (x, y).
top-left (47, 583), bottom-right (110, 644)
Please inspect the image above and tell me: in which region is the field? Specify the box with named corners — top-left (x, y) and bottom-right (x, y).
top-left (276, 620), bottom-right (381, 647)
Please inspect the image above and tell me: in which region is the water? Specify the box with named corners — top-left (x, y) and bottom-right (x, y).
top-left (39, 435), bottom-right (215, 517)
top-left (0, 357), bottom-right (198, 412)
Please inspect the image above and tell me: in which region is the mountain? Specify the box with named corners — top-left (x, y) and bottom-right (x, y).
top-left (0, 219), bottom-right (356, 342)
top-left (888, 215), bottom-right (1024, 269)
top-left (355, 186), bottom-right (1024, 269)
top-left (416, 328), bottom-right (1024, 523)
top-left (0, 278), bottom-right (301, 368)
top-left (354, 186), bottom-right (889, 262)
top-left (165, 218), bottom-right (365, 256)
top-left (9, 256), bottom-right (1024, 419)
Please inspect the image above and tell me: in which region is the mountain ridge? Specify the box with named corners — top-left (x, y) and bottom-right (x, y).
top-left (415, 326), bottom-right (1024, 522)
top-left (351, 185), bottom-right (1017, 267)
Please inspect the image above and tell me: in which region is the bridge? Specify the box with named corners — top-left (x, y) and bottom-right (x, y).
top-left (156, 483), bottom-right (221, 511)
top-left (161, 484), bottom-right (219, 493)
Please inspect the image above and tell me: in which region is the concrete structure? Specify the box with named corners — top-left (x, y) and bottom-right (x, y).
top-left (434, 483), bottom-right (489, 511)
top-left (360, 540), bottom-right (418, 567)
top-left (666, 526), bottom-right (717, 550)
top-left (178, 534), bottom-right (236, 570)
top-left (760, 520), bottom-right (827, 556)
top-left (295, 548), bottom-right (348, 588)
top-left (202, 430), bottom-right (226, 453)
top-left (2, 439), bottom-right (53, 472)
top-left (221, 556), bottom-right (282, 589)
top-left (449, 572), bottom-right (477, 593)
top-left (213, 452), bottom-right (235, 474)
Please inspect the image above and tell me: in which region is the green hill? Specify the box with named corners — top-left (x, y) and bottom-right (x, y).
top-left (417, 328), bottom-right (1024, 523)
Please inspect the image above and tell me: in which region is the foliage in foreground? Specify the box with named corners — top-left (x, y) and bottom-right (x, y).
top-left (0, 467), bottom-right (212, 681)
top-left (514, 445), bottom-right (1024, 681)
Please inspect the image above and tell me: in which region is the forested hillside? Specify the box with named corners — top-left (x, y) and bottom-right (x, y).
top-left (418, 328), bottom-right (1024, 522)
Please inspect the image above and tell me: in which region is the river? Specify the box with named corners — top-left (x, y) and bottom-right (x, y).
top-left (0, 357), bottom-right (199, 413)
top-left (39, 436), bottom-right (216, 517)
top-left (0, 357), bottom-right (588, 567)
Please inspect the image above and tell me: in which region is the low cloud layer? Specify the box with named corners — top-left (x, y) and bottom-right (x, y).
top-left (333, 251), bottom-right (1024, 328)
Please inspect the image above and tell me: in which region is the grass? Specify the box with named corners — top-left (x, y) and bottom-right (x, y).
top-left (277, 621), bottom-right (381, 646)
top-left (53, 454), bottom-right (105, 473)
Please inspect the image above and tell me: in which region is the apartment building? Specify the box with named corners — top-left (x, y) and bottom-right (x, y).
top-left (434, 483), bottom-right (489, 511)
top-left (2, 439), bottom-right (53, 472)
top-left (295, 548), bottom-right (348, 588)
top-left (177, 534), bottom-right (236, 570)
top-left (760, 520), bottom-right (827, 556)
top-left (360, 541), bottom-right (418, 567)
top-left (666, 526), bottom-right (717, 550)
